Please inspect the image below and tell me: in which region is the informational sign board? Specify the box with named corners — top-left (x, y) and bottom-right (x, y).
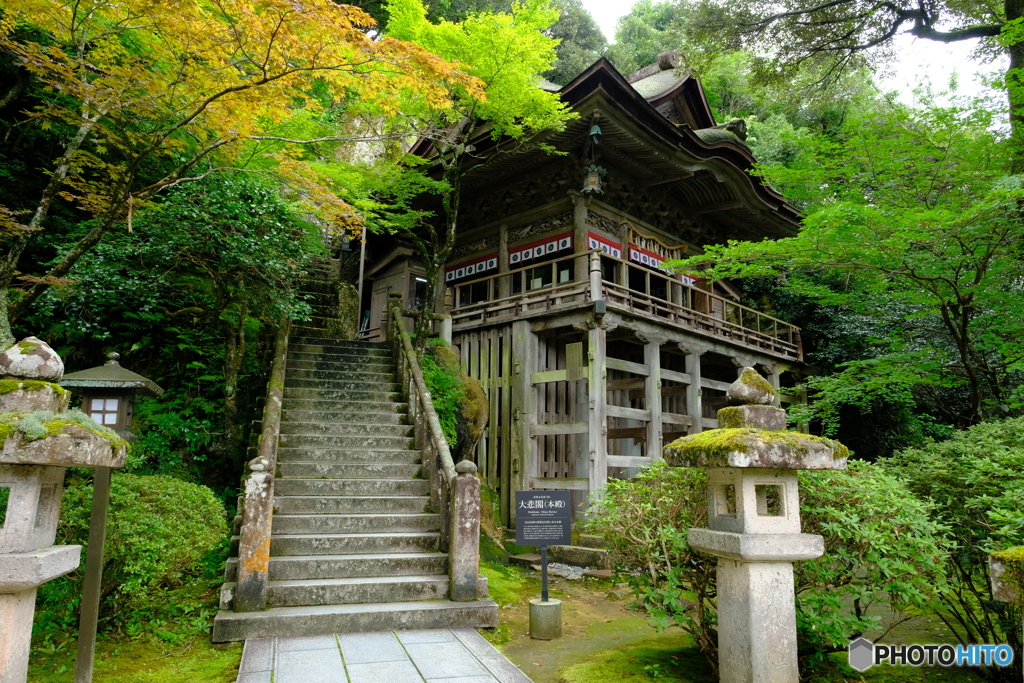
top-left (515, 490), bottom-right (571, 546)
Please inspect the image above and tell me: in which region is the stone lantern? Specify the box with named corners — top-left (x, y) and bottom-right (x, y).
top-left (663, 368), bottom-right (848, 683)
top-left (59, 352), bottom-right (162, 683)
top-left (0, 338), bottom-right (126, 683)
top-left (60, 352), bottom-right (164, 436)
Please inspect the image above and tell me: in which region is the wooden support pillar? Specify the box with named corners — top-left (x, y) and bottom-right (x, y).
top-left (498, 223), bottom-right (510, 300)
top-left (571, 191), bottom-right (589, 284)
top-left (587, 325), bottom-right (607, 495)
top-left (641, 335), bottom-right (665, 459)
top-left (681, 343), bottom-right (705, 435)
top-left (509, 320), bottom-right (536, 516)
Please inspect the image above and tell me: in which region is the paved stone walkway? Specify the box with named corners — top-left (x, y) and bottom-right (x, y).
top-left (235, 628), bottom-right (535, 683)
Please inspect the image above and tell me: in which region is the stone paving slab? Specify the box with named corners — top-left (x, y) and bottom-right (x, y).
top-left (236, 629), bottom-right (534, 683)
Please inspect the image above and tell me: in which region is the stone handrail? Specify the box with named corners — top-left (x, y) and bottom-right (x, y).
top-left (390, 304), bottom-right (458, 484)
top-left (387, 296), bottom-right (481, 602)
top-left (232, 319), bottom-right (291, 613)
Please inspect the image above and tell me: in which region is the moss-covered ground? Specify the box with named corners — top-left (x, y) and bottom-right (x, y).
top-left (27, 636), bottom-right (242, 682)
top-left (481, 560), bottom-right (984, 683)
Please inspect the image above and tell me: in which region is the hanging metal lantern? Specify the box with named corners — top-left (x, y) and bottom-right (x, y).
top-left (581, 164), bottom-right (606, 197)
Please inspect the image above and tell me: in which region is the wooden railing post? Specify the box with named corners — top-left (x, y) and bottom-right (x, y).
top-left (232, 319), bottom-right (290, 613)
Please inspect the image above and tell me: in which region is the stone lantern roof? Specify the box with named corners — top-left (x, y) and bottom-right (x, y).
top-left (60, 353), bottom-right (163, 397)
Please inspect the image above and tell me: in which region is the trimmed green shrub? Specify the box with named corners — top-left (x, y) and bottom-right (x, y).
top-left (586, 460), bottom-right (947, 674)
top-left (35, 474), bottom-right (228, 639)
top-left (885, 417), bottom-right (1024, 679)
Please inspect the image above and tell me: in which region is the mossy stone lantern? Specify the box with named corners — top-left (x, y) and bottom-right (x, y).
top-left (60, 353), bottom-right (163, 437)
top-left (59, 352), bottom-right (161, 683)
top-left (663, 368), bottom-right (849, 683)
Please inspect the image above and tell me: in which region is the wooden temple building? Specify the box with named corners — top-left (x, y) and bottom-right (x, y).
top-left (361, 55), bottom-right (805, 526)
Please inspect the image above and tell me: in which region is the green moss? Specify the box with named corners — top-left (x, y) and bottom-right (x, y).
top-left (0, 380), bottom-right (69, 399)
top-left (0, 409), bottom-right (126, 451)
top-left (738, 367), bottom-right (775, 398)
top-left (992, 546), bottom-right (1024, 608)
top-left (665, 428), bottom-right (850, 462)
top-left (17, 340), bottom-right (37, 355)
top-left (717, 406), bottom-right (743, 429)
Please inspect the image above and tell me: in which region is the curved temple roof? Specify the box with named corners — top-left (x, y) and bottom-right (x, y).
top-left (412, 55), bottom-right (801, 243)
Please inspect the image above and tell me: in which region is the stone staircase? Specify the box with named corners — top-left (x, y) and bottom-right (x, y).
top-left (212, 277), bottom-right (497, 641)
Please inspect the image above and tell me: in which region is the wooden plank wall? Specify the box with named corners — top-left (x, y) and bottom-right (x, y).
top-left (454, 327), bottom-right (513, 525)
top-left (534, 334), bottom-right (578, 480)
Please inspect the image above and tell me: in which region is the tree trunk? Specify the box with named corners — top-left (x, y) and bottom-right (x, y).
top-left (414, 155), bottom-right (464, 354)
top-left (222, 305), bottom-right (247, 467)
top-left (1007, 0), bottom-right (1024, 173)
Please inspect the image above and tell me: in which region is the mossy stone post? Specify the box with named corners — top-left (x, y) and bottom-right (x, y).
top-left (663, 368), bottom-right (848, 683)
top-left (989, 547), bottom-right (1024, 658)
top-left (0, 338), bottom-right (126, 683)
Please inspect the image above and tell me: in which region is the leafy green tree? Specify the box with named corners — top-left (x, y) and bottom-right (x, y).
top-left (886, 417), bottom-right (1024, 679)
top-left (0, 0), bottom-right (480, 344)
top-left (385, 0), bottom-right (574, 342)
top-left (683, 0), bottom-right (1024, 170)
top-left (675, 98), bottom-right (1024, 428)
top-left (542, 0), bottom-right (607, 85)
top-left (605, 0), bottom-right (685, 76)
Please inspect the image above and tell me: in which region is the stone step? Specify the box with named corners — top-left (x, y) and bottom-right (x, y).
top-left (288, 350), bottom-right (395, 366)
top-left (274, 478), bottom-right (429, 497)
top-left (290, 341), bottom-right (391, 356)
top-left (282, 388), bottom-right (402, 403)
top-left (284, 378), bottom-right (402, 392)
top-left (280, 399), bottom-right (408, 414)
top-left (276, 447), bottom-right (422, 464)
top-left (232, 531), bottom-right (440, 556)
top-left (212, 599), bottom-right (499, 642)
top-left (286, 369), bottom-right (397, 383)
top-left (549, 544), bottom-right (613, 570)
top-left (277, 422), bottom-right (414, 438)
top-left (265, 575), bottom-right (449, 608)
top-left (281, 409), bottom-right (408, 425)
top-left (276, 435), bottom-right (415, 451)
top-left (273, 495), bottom-right (431, 515)
top-left (287, 358), bottom-right (395, 373)
top-left (272, 513), bottom-right (440, 535)
top-left (224, 552), bottom-right (448, 582)
top-left (291, 336), bottom-right (389, 347)
top-left (278, 462), bottom-right (422, 479)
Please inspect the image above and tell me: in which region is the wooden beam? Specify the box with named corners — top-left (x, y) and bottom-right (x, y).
top-left (531, 369), bottom-right (567, 385)
top-left (531, 477), bottom-right (589, 491)
top-left (692, 201), bottom-right (742, 216)
top-left (607, 426), bottom-right (647, 440)
top-left (660, 368), bottom-right (692, 384)
top-left (700, 377), bottom-right (733, 392)
top-left (607, 378), bottom-right (644, 392)
top-left (683, 345), bottom-right (704, 434)
top-left (606, 357), bottom-right (650, 376)
top-left (606, 405), bottom-right (651, 421)
top-left (532, 422), bottom-right (589, 436)
top-left (661, 412), bottom-right (694, 426)
top-left (701, 417), bottom-right (719, 429)
top-left (607, 455), bottom-right (657, 468)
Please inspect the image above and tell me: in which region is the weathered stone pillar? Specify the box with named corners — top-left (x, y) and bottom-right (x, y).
top-left (0, 338), bottom-right (125, 683)
top-left (664, 368), bottom-right (848, 683)
top-left (449, 460), bottom-right (482, 601)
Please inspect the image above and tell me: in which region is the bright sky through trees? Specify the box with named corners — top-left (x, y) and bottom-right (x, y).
top-left (578, 0), bottom-right (1001, 101)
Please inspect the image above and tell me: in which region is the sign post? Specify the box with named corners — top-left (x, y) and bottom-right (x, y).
top-left (515, 490), bottom-right (570, 640)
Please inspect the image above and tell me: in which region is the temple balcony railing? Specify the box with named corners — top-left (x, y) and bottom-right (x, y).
top-left (448, 250), bottom-right (802, 361)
